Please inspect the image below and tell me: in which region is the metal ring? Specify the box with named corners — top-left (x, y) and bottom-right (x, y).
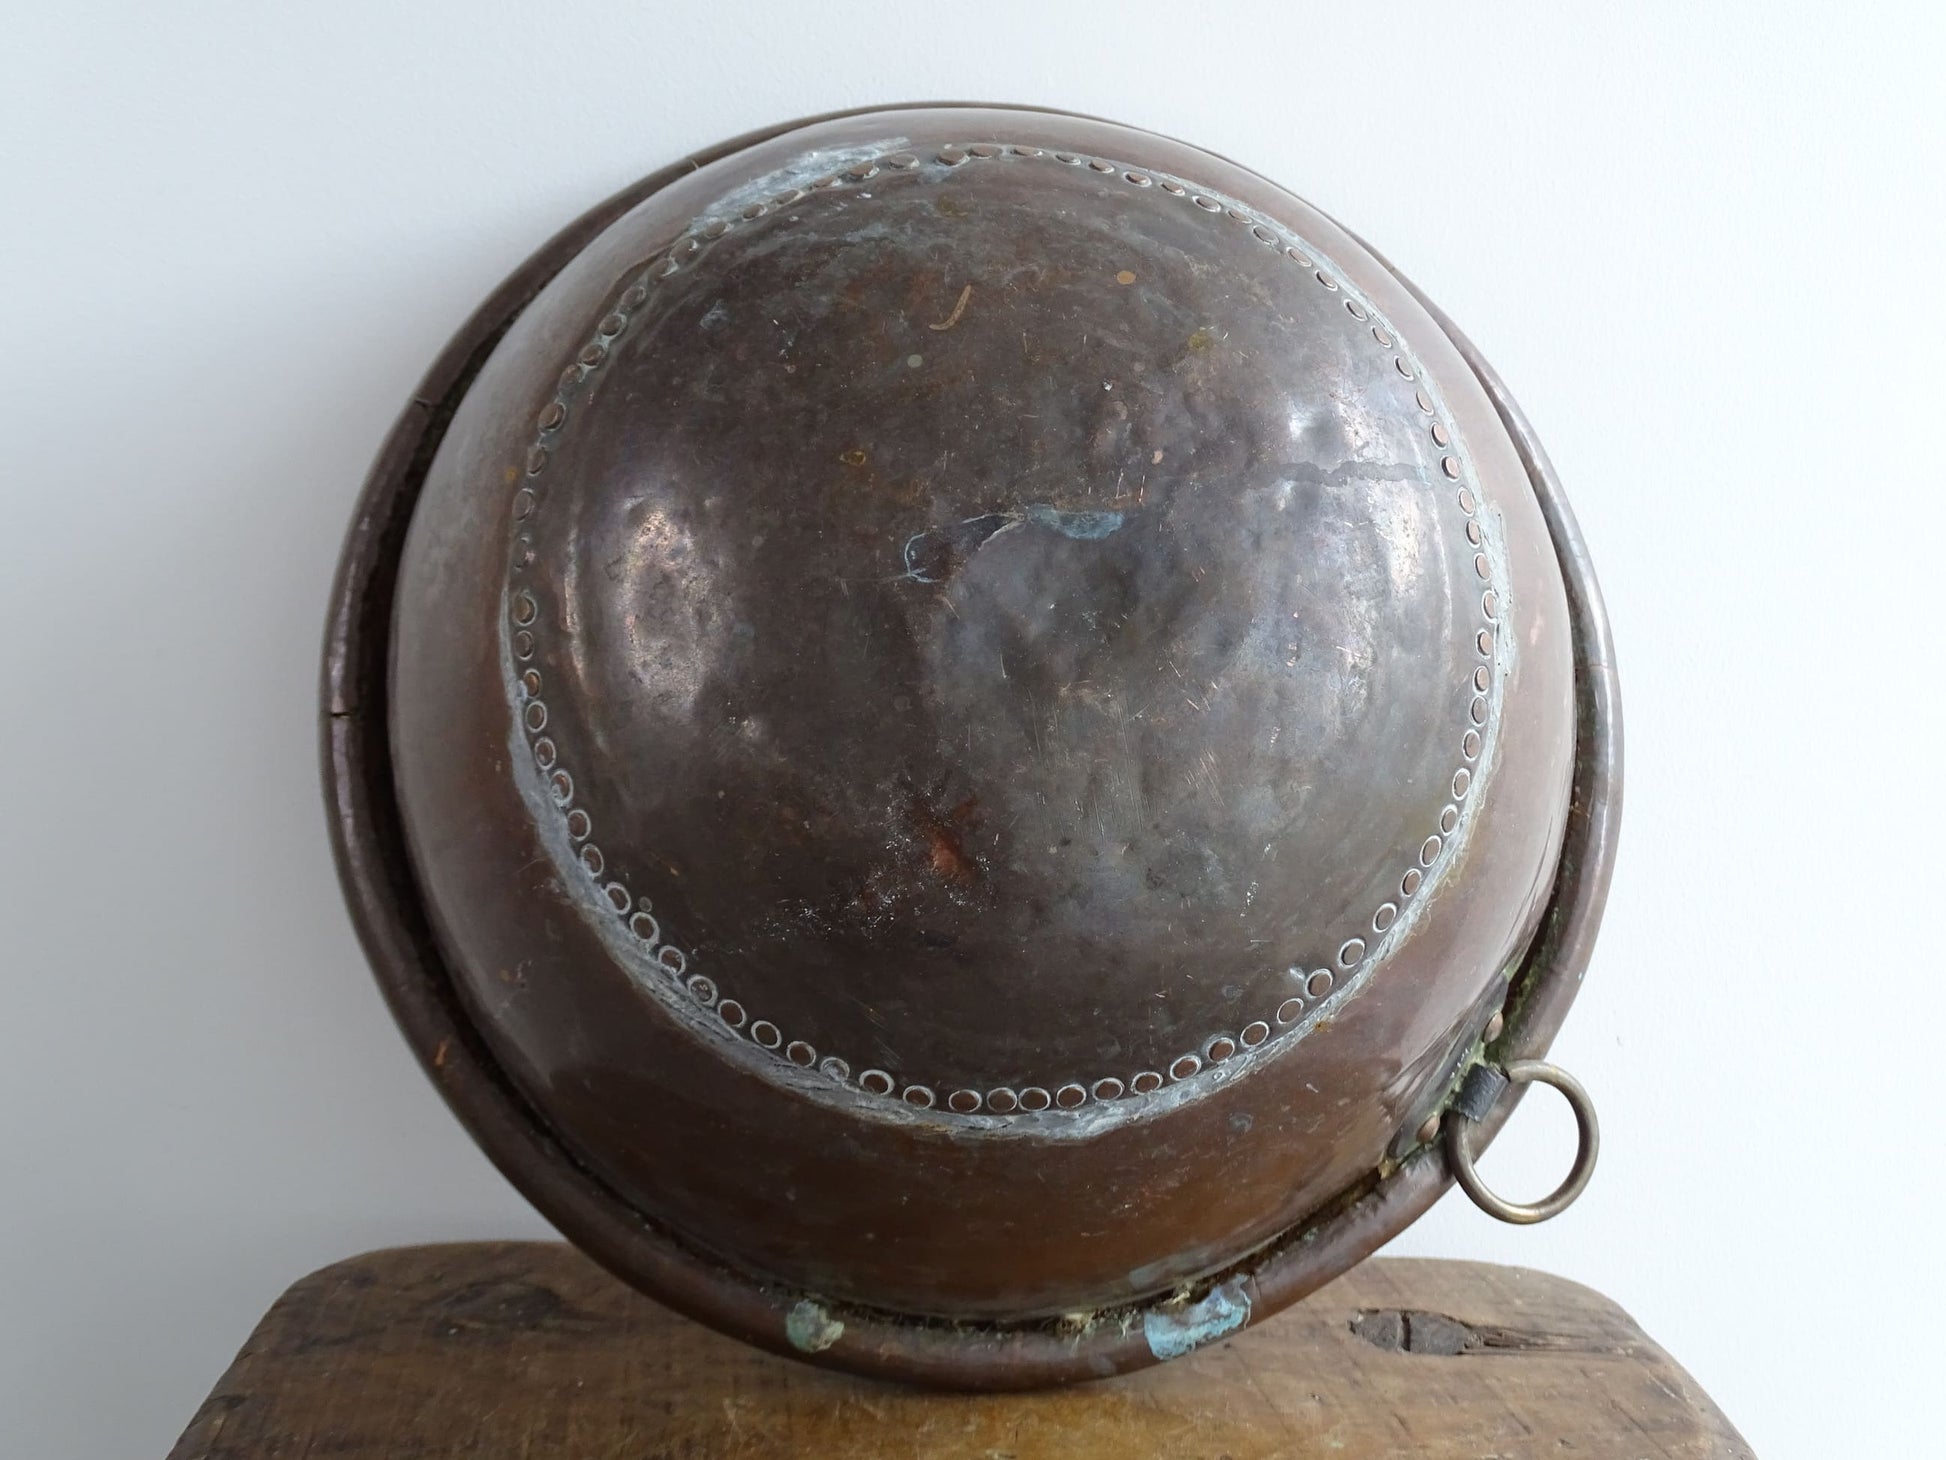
top-left (1445, 1060), bottom-right (1599, 1225)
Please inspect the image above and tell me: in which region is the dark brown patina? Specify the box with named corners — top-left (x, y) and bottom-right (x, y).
top-left (322, 105), bottom-right (1621, 1387)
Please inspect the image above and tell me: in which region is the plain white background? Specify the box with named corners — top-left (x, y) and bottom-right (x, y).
top-left (4, 4), bottom-right (1942, 1455)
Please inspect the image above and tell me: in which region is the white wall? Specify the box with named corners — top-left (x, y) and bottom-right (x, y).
top-left (4, 5), bottom-right (1940, 1455)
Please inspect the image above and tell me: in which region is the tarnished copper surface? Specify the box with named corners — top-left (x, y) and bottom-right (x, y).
top-left (323, 104), bottom-right (1621, 1386)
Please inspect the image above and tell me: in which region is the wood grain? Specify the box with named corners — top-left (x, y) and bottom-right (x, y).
top-left (165, 1243), bottom-right (1751, 1458)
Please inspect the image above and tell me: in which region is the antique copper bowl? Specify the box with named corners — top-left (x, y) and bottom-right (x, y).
top-left (322, 105), bottom-right (1620, 1388)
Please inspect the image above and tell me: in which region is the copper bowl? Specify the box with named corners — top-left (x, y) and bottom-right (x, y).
top-left (323, 104), bottom-right (1620, 1388)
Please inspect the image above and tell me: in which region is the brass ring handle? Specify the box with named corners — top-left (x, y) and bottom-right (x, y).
top-left (1445, 1060), bottom-right (1599, 1225)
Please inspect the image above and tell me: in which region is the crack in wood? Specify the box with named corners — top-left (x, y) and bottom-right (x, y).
top-left (1349, 1307), bottom-right (1635, 1358)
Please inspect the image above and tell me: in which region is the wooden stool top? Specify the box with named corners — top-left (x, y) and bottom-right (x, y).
top-left (166, 1242), bottom-right (1750, 1458)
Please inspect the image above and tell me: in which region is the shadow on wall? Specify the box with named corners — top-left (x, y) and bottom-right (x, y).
top-left (4, 236), bottom-right (564, 1459)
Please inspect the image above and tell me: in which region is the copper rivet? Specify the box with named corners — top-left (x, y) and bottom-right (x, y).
top-left (1431, 421), bottom-right (1449, 446)
top-left (1417, 1113), bottom-right (1442, 1146)
top-left (1443, 456), bottom-right (1462, 479)
top-left (1485, 1012), bottom-right (1506, 1043)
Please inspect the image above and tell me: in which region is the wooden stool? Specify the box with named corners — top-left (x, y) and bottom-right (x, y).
top-left (165, 1242), bottom-right (1751, 1458)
